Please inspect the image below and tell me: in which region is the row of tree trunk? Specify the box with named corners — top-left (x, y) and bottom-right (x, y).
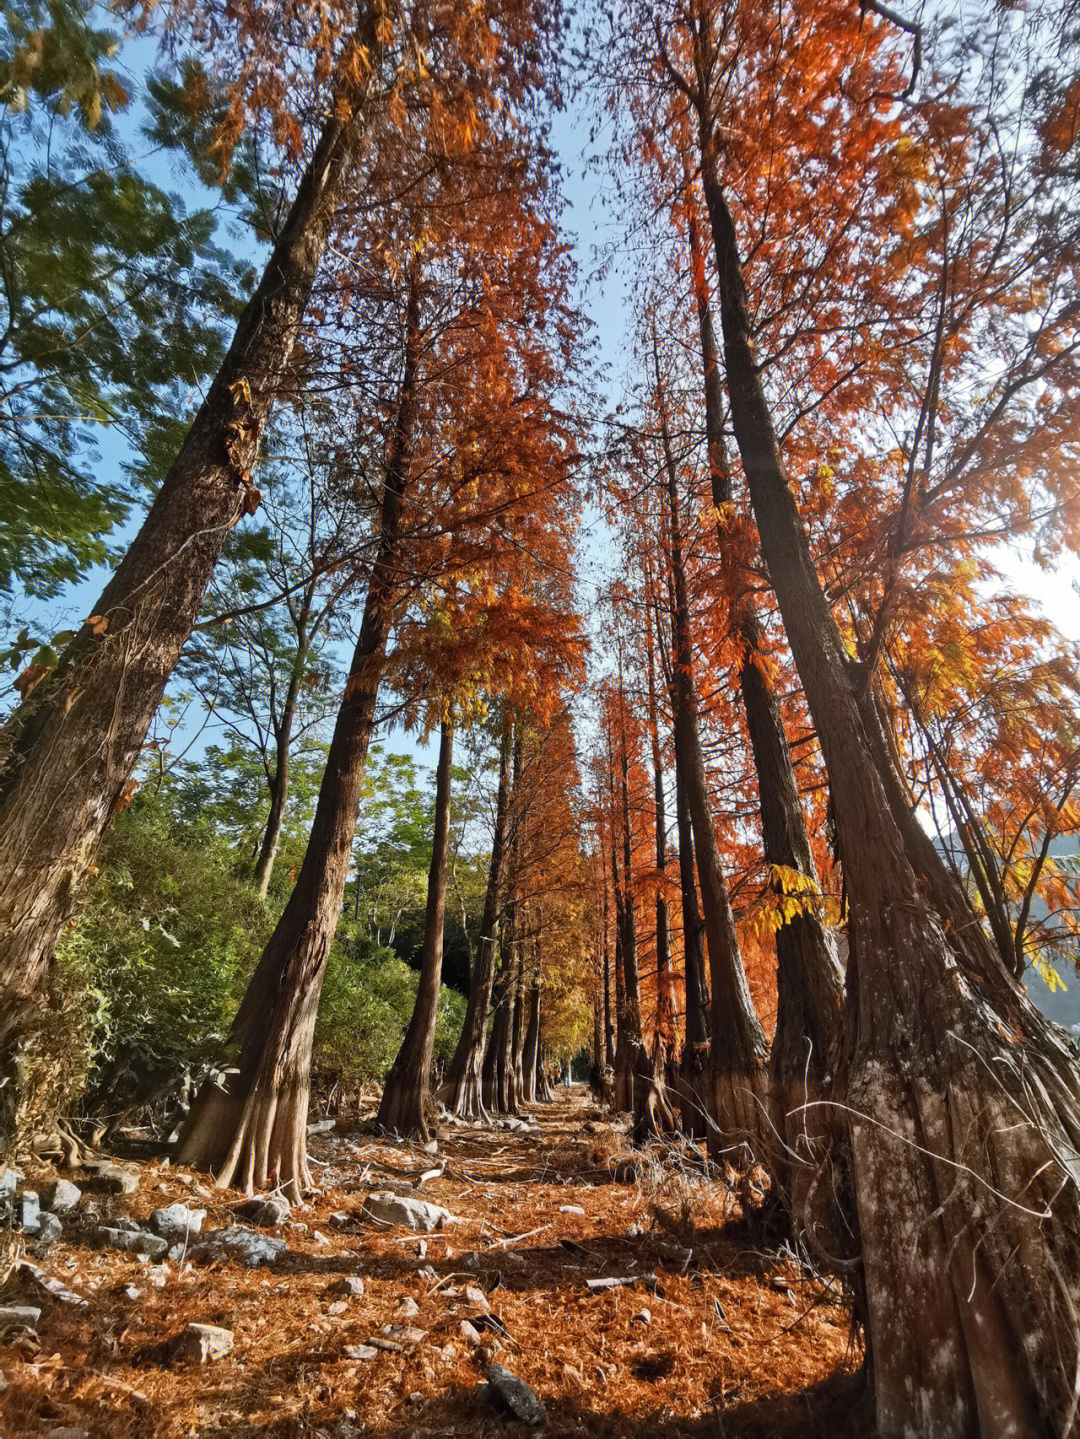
top-left (591, 19), bottom-right (1080, 1429)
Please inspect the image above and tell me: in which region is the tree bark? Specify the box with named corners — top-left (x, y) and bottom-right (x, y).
top-left (700, 131), bottom-right (1080, 1436)
top-left (656, 357), bottom-right (769, 1164)
top-left (602, 837), bottom-right (616, 1069)
top-left (377, 717), bottom-right (454, 1142)
top-left (522, 972), bottom-right (541, 1105)
top-left (173, 270), bottom-right (421, 1200)
top-left (691, 248), bottom-right (843, 1221)
top-left (609, 749), bottom-right (634, 1114)
top-left (0, 42), bottom-right (380, 1125)
top-left (483, 908), bottom-right (516, 1115)
top-left (673, 741), bottom-right (711, 1139)
top-left (441, 712), bottom-right (514, 1117)
top-left (644, 590), bottom-right (676, 1049)
top-left (510, 932), bottom-right (528, 1108)
top-left (252, 612), bottom-right (311, 898)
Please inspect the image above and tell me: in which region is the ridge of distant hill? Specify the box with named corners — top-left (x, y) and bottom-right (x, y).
top-left (933, 832), bottom-right (1080, 1034)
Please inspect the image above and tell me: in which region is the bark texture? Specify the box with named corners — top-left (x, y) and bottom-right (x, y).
top-left (252, 606), bottom-right (312, 897)
top-left (0, 49), bottom-right (379, 1128)
top-left (441, 714), bottom-right (514, 1118)
top-left (377, 719), bottom-right (454, 1142)
top-left (691, 245), bottom-right (843, 1216)
top-left (657, 362), bottom-right (769, 1163)
top-left (702, 141), bottom-right (1080, 1436)
top-left (173, 273), bottom-right (421, 1199)
top-left (522, 974), bottom-right (541, 1105)
top-left (673, 756), bottom-right (712, 1140)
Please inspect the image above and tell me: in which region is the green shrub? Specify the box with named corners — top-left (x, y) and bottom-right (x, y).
top-left (56, 779), bottom-right (466, 1127)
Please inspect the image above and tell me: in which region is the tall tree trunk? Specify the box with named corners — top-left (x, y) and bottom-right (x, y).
top-left (691, 240), bottom-right (843, 1223)
top-left (591, 946), bottom-right (605, 1095)
top-left (644, 587), bottom-right (676, 1049)
top-left (510, 932), bottom-right (528, 1109)
top-left (602, 840), bottom-right (616, 1069)
top-left (0, 44), bottom-right (380, 1125)
top-left (173, 271), bottom-right (421, 1199)
top-left (441, 712), bottom-right (514, 1117)
top-left (483, 901), bottom-right (517, 1115)
top-left (656, 357), bottom-right (769, 1164)
top-left (609, 753), bottom-right (634, 1114)
top-left (253, 745), bottom-right (290, 899)
top-left (377, 718), bottom-right (454, 1142)
top-left (701, 129), bottom-right (1080, 1436)
top-left (654, 571), bottom-right (712, 1137)
top-left (673, 739), bottom-right (711, 1139)
top-left (522, 970), bottom-right (541, 1105)
top-left (480, 942), bottom-right (508, 1115)
top-left (252, 615), bottom-right (311, 898)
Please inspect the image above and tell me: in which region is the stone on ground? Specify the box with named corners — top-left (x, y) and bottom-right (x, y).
top-left (362, 1191), bottom-right (453, 1232)
top-left (92, 1226), bottom-right (168, 1260)
top-left (44, 1179), bottom-right (82, 1213)
top-left (237, 1195), bottom-right (290, 1228)
top-left (485, 1364), bottom-right (547, 1425)
top-left (151, 1203), bottom-right (206, 1242)
top-left (174, 1323), bottom-right (234, 1363)
top-left (188, 1228), bottom-right (286, 1268)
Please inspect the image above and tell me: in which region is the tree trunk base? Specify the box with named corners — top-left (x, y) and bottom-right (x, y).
top-left (439, 1063), bottom-right (489, 1122)
top-left (377, 1074), bottom-right (432, 1143)
top-left (176, 1072), bottom-right (311, 1202)
top-left (709, 1064), bottom-right (771, 1176)
top-left (675, 1046), bottom-right (713, 1139)
top-left (613, 1038), bottom-right (635, 1113)
top-left (768, 1067), bottom-right (851, 1268)
top-left (850, 1016), bottom-right (1080, 1438)
top-left (632, 1044), bottom-right (679, 1145)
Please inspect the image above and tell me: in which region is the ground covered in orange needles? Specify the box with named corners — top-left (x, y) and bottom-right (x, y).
top-left (1, 1092), bottom-right (864, 1437)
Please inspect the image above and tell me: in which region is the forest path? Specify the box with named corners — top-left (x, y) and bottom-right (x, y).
top-left (1, 1090), bottom-right (862, 1437)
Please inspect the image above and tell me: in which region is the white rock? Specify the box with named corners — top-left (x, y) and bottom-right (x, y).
top-left (362, 1191), bottom-right (453, 1232)
top-left (93, 1226), bottom-right (168, 1260)
top-left (17, 1260), bottom-right (87, 1307)
top-left (151, 1203), bottom-right (206, 1242)
top-left (330, 1275), bottom-right (365, 1299)
top-left (0, 1305), bottom-right (41, 1327)
top-left (343, 1344), bottom-right (378, 1361)
top-left (0, 1168), bottom-right (23, 1195)
top-left (44, 1179), bottom-right (82, 1213)
top-left (188, 1228), bottom-right (286, 1268)
top-left (238, 1194), bottom-right (290, 1228)
top-left (175, 1322), bottom-right (234, 1363)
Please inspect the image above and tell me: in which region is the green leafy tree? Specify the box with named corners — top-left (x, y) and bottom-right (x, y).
top-left (0, 28), bottom-right (244, 602)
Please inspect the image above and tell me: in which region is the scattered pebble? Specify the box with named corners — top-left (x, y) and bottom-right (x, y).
top-left (362, 1191), bottom-right (454, 1232)
top-left (343, 1344), bottom-right (378, 1361)
top-left (174, 1322), bottom-right (234, 1363)
top-left (484, 1363), bottom-right (548, 1425)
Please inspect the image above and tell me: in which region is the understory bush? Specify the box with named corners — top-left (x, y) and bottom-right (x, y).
top-left (55, 782), bottom-right (465, 1132)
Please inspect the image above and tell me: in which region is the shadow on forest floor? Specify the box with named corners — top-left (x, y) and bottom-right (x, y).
top-left (1, 1090), bottom-right (863, 1438)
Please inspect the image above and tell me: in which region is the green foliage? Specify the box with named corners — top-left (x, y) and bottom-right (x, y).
top-left (0, 7), bottom-right (246, 602)
top-left (350, 750), bottom-right (435, 944)
top-left (56, 749), bottom-right (467, 1124)
top-left (0, 0), bottom-right (128, 126)
top-left (56, 783), bottom-right (267, 1116)
top-left (0, 151), bottom-right (242, 596)
top-left (315, 926), bottom-right (466, 1089)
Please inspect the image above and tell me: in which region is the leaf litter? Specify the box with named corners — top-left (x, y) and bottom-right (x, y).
top-left (0, 1091), bottom-right (863, 1437)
